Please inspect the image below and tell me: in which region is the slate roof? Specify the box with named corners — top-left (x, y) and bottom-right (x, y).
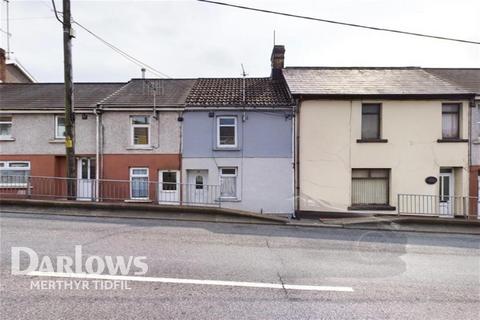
top-left (424, 68), bottom-right (480, 94)
top-left (282, 67), bottom-right (473, 96)
top-left (0, 82), bottom-right (124, 110)
top-left (99, 79), bottom-right (196, 107)
top-left (185, 77), bottom-right (293, 107)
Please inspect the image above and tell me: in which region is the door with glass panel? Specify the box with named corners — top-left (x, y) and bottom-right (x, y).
top-left (76, 158), bottom-right (95, 201)
top-left (158, 170), bottom-right (179, 205)
top-left (439, 170), bottom-right (454, 216)
top-left (186, 170), bottom-right (208, 205)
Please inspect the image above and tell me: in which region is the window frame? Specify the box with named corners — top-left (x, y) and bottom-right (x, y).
top-left (54, 115), bottom-right (66, 140)
top-left (130, 115), bottom-right (151, 147)
top-left (217, 116), bottom-right (237, 148)
top-left (0, 161), bottom-right (31, 188)
top-left (351, 168), bottom-right (390, 206)
top-left (129, 167), bottom-right (149, 200)
top-left (219, 167), bottom-right (238, 199)
top-left (361, 103), bottom-right (382, 140)
top-left (0, 115), bottom-right (13, 139)
top-left (441, 103), bottom-right (461, 140)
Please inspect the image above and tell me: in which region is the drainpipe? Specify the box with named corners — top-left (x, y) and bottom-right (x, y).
top-left (294, 98), bottom-right (301, 218)
top-left (467, 98), bottom-right (474, 219)
top-left (94, 105), bottom-right (101, 202)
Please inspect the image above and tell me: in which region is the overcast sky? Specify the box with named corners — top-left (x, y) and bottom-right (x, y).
top-left (1, 0), bottom-right (479, 82)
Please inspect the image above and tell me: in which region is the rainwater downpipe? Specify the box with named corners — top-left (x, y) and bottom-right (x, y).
top-left (94, 106), bottom-right (101, 201)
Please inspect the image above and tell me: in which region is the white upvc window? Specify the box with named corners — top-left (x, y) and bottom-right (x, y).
top-left (219, 167), bottom-right (237, 199)
top-left (351, 169), bottom-right (390, 206)
top-left (130, 116), bottom-right (150, 146)
top-left (55, 115), bottom-right (66, 139)
top-left (217, 116), bottom-right (237, 148)
top-left (0, 116), bottom-right (12, 139)
top-left (130, 168), bottom-right (149, 199)
top-left (0, 161), bottom-right (31, 187)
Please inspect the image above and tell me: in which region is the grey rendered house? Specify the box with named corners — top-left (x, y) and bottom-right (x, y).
top-left (0, 82), bottom-right (123, 182)
top-left (183, 68), bottom-right (295, 214)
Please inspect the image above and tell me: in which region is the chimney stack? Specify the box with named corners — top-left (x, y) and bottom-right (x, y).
top-left (141, 67), bottom-right (146, 79)
top-left (0, 48), bottom-right (6, 83)
top-left (270, 45), bottom-right (285, 80)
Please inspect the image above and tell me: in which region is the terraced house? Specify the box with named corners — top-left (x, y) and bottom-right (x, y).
top-left (426, 68), bottom-right (480, 217)
top-left (0, 79), bottom-right (194, 202)
top-left (182, 47), bottom-right (295, 214)
top-left (0, 82), bottom-right (123, 187)
top-left (283, 64), bottom-right (476, 218)
top-left (1, 46), bottom-right (477, 219)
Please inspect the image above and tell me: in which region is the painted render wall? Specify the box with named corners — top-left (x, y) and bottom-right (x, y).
top-left (182, 110), bottom-right (294, 214)
top-left (182, 111), bottom-right (292, 158)
top-left (182, 157), bottom-right (293, 213)
top-left (0, 113), bottom-right (96, 155)
top-left (298, 99), bottom-right (470, 212)
top-left (101, 111), bottom-right (182, 154)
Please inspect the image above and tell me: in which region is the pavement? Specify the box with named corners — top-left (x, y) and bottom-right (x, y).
top-left (1, 199), bottom-right (479, 235)
top-left (1, 211), bottom-right (479, 319)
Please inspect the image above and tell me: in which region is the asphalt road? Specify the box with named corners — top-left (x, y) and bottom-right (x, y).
top-left (0, 211), bottom-right (479, 319)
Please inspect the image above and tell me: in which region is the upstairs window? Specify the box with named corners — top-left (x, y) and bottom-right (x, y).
top-left (219, 167), bottom-right (237, 199)
top-left (0, 116), bottom-right (12, 139)
top-left (442, 103), bottom-right (460, 139)
top-left (55, 115), bottom-right (66, 139)
top-left (131, 116), bottom-right (150, 146)
top-left (0, 161), bottom-right (31, 187)
top-left (361, 104), bottom-right (381, 140)
top-left (217, 117), bottom-right (237, 148)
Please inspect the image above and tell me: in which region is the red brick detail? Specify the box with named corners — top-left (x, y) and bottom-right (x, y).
top-left (101, 154), bottom-right (180, 181)
top-left (0, 155), bottom-right (66, 177)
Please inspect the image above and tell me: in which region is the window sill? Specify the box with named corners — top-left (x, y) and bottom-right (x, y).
top-left (213, 147), bottom-right (240, 151)
top-left (218, 197), bottom-right (240, 202)
top-left (0, 184), bottom-right (28, 189)
top-left (356, 139), bottom-right (388, 143)
top-left (49, 139), bottom-right (65, 144)
top-left (437, 139), bottom-right (468, 143)
top-left (348, 205), bottom-right (396, 211)
top-left (126, 146), bottom-right (154, 150)
top-left (0, 137), bottom-right (15, 142)
top-left (124, 199), bottom-right (152, 203)
top-left (471, 139), bottom-right (480, 145)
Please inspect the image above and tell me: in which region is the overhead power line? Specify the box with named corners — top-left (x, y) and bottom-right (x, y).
top-left (71, 20), bottom-right (171, 78)
top-left (47, 0), bottom-right (171, 78)
top-left (198, 0), bottom-right (480, 45)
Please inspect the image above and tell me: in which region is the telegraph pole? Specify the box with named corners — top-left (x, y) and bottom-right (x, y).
top-left (62, 0), bottom-right (76, 198)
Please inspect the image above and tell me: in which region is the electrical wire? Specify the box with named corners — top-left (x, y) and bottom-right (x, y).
top-left (46, 0), bottom-right (171, 78)
top-left (198, 0), bottom-right (480, 45)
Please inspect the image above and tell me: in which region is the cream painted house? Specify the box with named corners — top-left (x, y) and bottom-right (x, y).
top-left (283, 67), bottom-right (475, 216)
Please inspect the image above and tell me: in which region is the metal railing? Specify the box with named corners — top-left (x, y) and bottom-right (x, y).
top-left (0, 175), bottom-right (221, 207)
top-left (397, 194), bottom-right (479, 218)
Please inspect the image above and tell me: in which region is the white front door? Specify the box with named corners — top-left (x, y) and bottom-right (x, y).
top-left (77, 158), bottom-right (95, 201)
top-left (158, 170), bottom-right (179, 205)
top-left (186, 170), bottom-right (208, 205)
top-left (439, 171), bottom-right (454, 216)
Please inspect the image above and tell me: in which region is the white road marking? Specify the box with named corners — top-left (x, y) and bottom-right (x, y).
top-left (25, 271), bottom-right (354, 292)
